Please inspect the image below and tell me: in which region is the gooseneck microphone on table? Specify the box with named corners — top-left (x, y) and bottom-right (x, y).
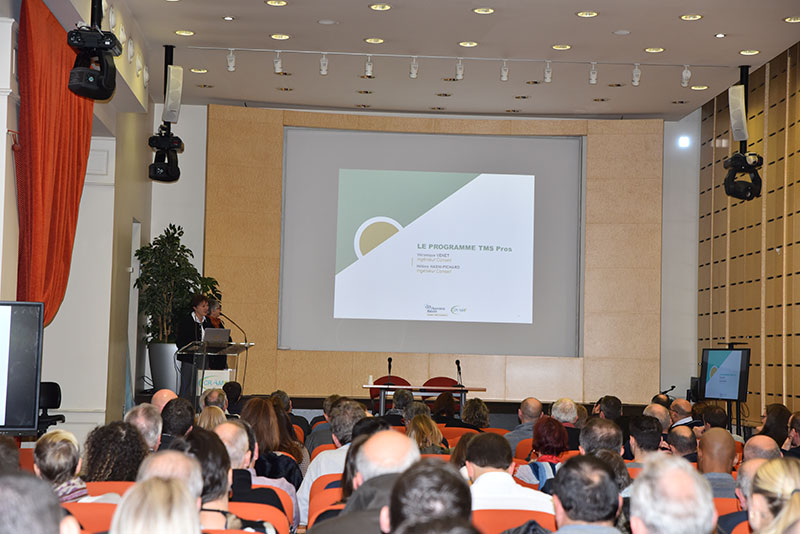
top-left (221, 312), bottom-right (249, 386)
top-left (456, 359), bottom-right (464, 387)
top-left (386, 357), bottom-right (393, 386)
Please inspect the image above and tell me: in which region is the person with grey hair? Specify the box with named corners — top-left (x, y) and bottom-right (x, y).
top-left (402, 401), bottom-right (431, 425)
top-left (643, 403), bottom-right (671, 451)
top-left (309, 430), bottom-right (420, 534)
top-left (382, 389), bottom-right (413, 426)
top-left (137, 449), bottom-right (204, 501)
top-left (504, 397), bottom-right (543, 454)
top-left (743, 435), bottom-right (783, 462)
top-left (551, 398), bottom-right (581, 451)
top-left (125, 403), bottom-right (163, 451)
top-left (630, 455), bottom-right (716, 534)
top-left (0, 473), bottom-right (81, 534)
top-left (201, 388), bottom-right (229, 413)
top-left (716, 458), bottom-right (767, 534)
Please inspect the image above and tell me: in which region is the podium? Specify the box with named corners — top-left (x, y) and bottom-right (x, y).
top-left (177, 341), bottom-right (253, 411)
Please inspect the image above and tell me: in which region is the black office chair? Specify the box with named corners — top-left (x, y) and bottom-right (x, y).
top-left (37, 382), bottom-right (65, 437)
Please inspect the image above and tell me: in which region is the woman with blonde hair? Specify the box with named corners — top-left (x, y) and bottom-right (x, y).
top-left (196, 406), bottom-right (227, 430)
top-left (748, 457), bottom-right (800, 534)
top-left (109, 478), bottom-right (200, 534)
top-left (407, 414), bottom-right (447, 454)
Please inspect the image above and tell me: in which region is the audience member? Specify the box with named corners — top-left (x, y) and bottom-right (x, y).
top-left (407, 414), bottom-right (447, 454)
top-left (450, 432), bottom-right (477, 479)
top-left (431, 392), bottom-right (459, 425)
top-left (642, 403), bottom-right (670, 450)
top-left (575, 404), bottom-right (589, 429)
top-left (124, 402), bottom-right (162, 451)
top-left (465, 432), bottom-right (553, 513)
top-left (0, 435), bottom-right (19, 475)
top-left (627, 416), bottom-right (662, 467)
top-left (382, 389), bottom-right (414, 426)
top-left (629, 454), bottom-right (715, 534)
top-left (239, 397), bottom-right (303, 489)
top-left (137, 449), bottom-right (204, 500)
top-left (504, 397), bottom-right (544, 454)
top-left (516, 415), bottom-right (568, 492)
top-left (352, 416), bottom-right (391, 440)
top-left (551, 455), bottom-right (621, 534)
top-left (33, 429), bottom-right (87, 502)
top-left (380, 459), bottom-right (472, 533)
top-left (394, 518), bottom-right (480, 534)
top-left (223, 381), bottom-right (245, 415)
top-left (403, 401), bottom-right (432, 425)
top-left (593, 449), bottom-right (633, 532)
top-left (161, 397), bottom-right (195, 449)
top-left (272, 388), bottom-right (311, 438)
top-left (0, 473), bottom-right (81, 534)
top-left (748, 457), bottom-right (800, 533)
top-left (666, 426), bottom-right (697, 463)
top-left (83, 421), bottom-right (148, 482)
top-left (461, 398), bottom-right (490, 430)
top-left (580, 418), bottom-right (624, 456)
top-left (310, 430), bottom-right (420, 534)
top-left (757, 403), bottom-right (791, 448)
top-left (785, 412), bottom-right (800, 459)
top-left (339, 435), bottom-right (371, 506)
top-left (195, 406), bottom-right (227, 430)
top-left (270, 396), bottom-right (309, 473)
top-left (594, 396), bottom-right (622, 421)
top-left (697, 427), bottom-right (737, 498)
top-left (109, 477), bottom-right (201, 534)
top-left (298, 399), bottom-right (367, 524)
top-left (151, 388), bottom-right (178, 412)
top-left (669, 399), bottom-right (700, 429)
top-left (702, 405), bottom-right (728, 430)
top-left (650, 394), bottom-right (671, 409)
top-left (306, 394), bottom-right (343, 454)
top-left (743, 434), bottom-right (783, 462)
top-left (691, 401), bottom-right (708, 424)
top-left (552, 398), bottom-right (581, 450)
top-left (716, 458), bottom-right (766, 534)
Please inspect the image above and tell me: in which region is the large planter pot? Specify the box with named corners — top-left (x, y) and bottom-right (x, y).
top-left (149, 342), bottom-right (179, 392)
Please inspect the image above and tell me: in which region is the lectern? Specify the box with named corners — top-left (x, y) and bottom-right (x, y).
top-left (177, 341), bottom-right (253, 411)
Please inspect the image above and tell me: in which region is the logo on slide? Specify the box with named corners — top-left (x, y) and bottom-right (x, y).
top-left (450, 305), bottom-right (467, 314)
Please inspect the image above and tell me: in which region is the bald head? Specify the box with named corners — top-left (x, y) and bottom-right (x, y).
top-left (643, 404), bottom-right (670, 434)
top-left (214, 422), bottom-right (249, 469)
top-left (137, 450), bottom-right (203, 499)
top-left (698, 428), bottom-right (736, 474)
top-left (519, 398), bottom-right (543, 423)
top-left (355, 430), bottom-right (420, 483)
top-left (151, 389), bottom-right (177, 412)
top-left (670, 399), bottom-right (692, 424)
top-left (667, 425), bottom-right (697, 456)
top-left (743, 435), bottom-right (783, 462)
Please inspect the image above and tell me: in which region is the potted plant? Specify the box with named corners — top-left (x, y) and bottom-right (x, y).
top-left (135, 224), bottom-right (220, 391)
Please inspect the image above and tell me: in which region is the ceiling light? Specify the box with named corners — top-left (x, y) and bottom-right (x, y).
top-left (226, 49), bottom-right (235, 72)
top-left (364, 37), bottom-right (384, 44)
top-left (645, 47), bottom-right (664, 53)
top-left (505, 109), bottom-right (520, 113)
top-left (265, 0), bottom-right (287, 5)
top-left (319, 54), bottom-right (328, 75)
top-left (273, 52), bottom-right (282, 74)
top-left (589, 62), bottom-right (598, 85)
top-left (672, 100), bottom-right (689, 104)
top-left (277, 87), bottom-right (293, 91)
top-left (525, 80), bottom-right (540, 85)
top-left (455, 59), bottom-right (464, 81)
top-left (436, 93), bottom-right (452, 97)
top-left (459, 41), bottom-right (478, 48)
top-left (715, 33), bottom-right (726, 38)
top-left (544, 61), bottom-right (552, 83)
top-left (681, 65), bottom-right (691, 87)
top-left (680, 14), bottom-right (702, 21)
top-left (356, 104), bottom-right (371, 108)
top-left (364, 55), bottom-right (374, 77)
top-left (369, 3), bottom-right (391, 10)
top-left (175, 30), bottom-right (194, 36)
top-left (196, 84), bottom-right (213, 88)
top-left (165, 0), bottom-right (180, 2)
top-left (691, 85), bottom-right (708, 91)
top-left (552, 44), bottom-right (571, 50)
top-left (739, 50), bottom-right (760, 56)
top-left (514, 95), bottom-right (530, 100)
top-left (784, 17), bottom-right (800, 23)
top-left (430, 107), bottom-right (446, 111)
top-left (613, 29), bottom-right (631, 35)
top-left (678, 136), bottom-right (691, 148)
top-left (593, 98), bottom-right (609, 102)
top-left (318, 19), bottom-right (339, 25)
top-left (409, 57), bottom-right (419, 79)
top-left (632, 63), bottom-right (641, 86)
top-left (500, 60), bottom-right (509, 82)
top-left (576, 11), bottom-right (598, 18)
top-left (223, 16), bottom-right (235, 21)
top-left (357, 90), bottom-right (373, 94)
top-left (190, 68), bottom-right (207, 74)
top-left (271, 34), bottom-right (291, 40)
top-left (473, 7), bottom-right (494, 14)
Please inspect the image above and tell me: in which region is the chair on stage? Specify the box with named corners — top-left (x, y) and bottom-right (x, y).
top-left (370, 375), bottom-right (411, 413)
top-left (422, 377), bottom-right (461, 408)
top-left (472, 509), bottom-right (556, 534)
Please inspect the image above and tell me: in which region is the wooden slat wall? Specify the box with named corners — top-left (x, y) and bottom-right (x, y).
top-left (698, 43), bottom-right (799, 425)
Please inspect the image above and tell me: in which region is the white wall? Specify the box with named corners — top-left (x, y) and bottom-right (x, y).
top-left (0, 16), bottom-right (18, 300)
top-left (661, 109), bottom-right (701, 399)
top-left (41, 138), bottom-right (116, 445)
top-left (150, 104), bottom-right (207, 272)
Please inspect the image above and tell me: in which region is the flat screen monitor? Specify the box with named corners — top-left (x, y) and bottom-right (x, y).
top-left (0, 301), bottom-right (44, 433)
top-left (699, 348), bottom-right (750, 402)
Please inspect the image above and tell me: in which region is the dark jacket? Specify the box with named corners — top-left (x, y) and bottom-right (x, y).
top-left (255, 451), bottom-right (303, 490)
top-left (308, 473), bottom-right (400, 534)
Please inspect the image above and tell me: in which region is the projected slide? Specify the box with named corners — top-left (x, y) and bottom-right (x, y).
top-left (334, 170), bottom-right (534, 323)
top-left (704, 350), bottom-right (743, 400)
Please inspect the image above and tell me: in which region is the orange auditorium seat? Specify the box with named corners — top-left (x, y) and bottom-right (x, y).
top-left (559, 450), bottom-right (580, 462)
top-left (421, 453), bottom-right (451, 461)
top-left (714, 498), bottom-right (741, 517)
top-left (441, 427), bottom-right (479, 442)
top-left (252, 485), bottom-right (294, 525)
top-left (627, 467), bottom-right (642, 479)
top-left (308, 503), bottom-right (345, 528)
top-left (85, 481), bottom-right (134, 496)
top-left (308, 488), bottom-right (343, 526)
top-left (515, 439), bottom-right (534, 460)
top-left (292, 424), bottom-right (304, 443)
top-left (62, 503), bottom-right (116, 534)
top-left (19, 447), bottom-right (35, 473)
top-left (391, 426), bottom-right (406, 433)
top-left (227, 502), bottom-right (290, 534)
top-left (310, 443), bottom-right (336, 462)
top-left (472, 509), bottom-right (556, 534)
top-left (731, 521), bottom-right (752, 534)
top-left (512, 477), bottom-right (539, 491)
top-left (483, 428), bottom-right (510, 436)
top-left (309, 473), bottom-right (342, 501)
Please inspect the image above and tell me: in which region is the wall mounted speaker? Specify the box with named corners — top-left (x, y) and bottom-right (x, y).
top-left (728, 85), bottom-right (749, 142)
top-left (162, 65), bottom-right (183, 123)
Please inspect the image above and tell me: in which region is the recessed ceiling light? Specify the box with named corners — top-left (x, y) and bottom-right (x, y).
top-left (275, 71), bottom-right (292, 76)
top-left (357, 90), bottom-right (374, 94)
top-left (165, 0), bottom-right (180, 2)
top-left (576, 11), bottom-right (598, 18)
top-left (552, 44), bottom-right (571, 50)
top-left (672, 100), bottom-right (689, 104)
top-left (430, 106), bottom-right (446, 111)
top-left (175, 30), bottom-right (194, 36)
top-left (318, 19), bottom-right (339, 25)
top-left (359, 75), bottom-right (375, 79)
top-left (783, 16), bottom-right (800, 23)
top-left (436, 92), bottom-right (452, 97)
top-left (364, 37), bottom-right (384, 44)
top-left (691, 85), bottom-right (708, 91)
top-left (459, 41), bottom-right (478, 48)
top-left (222, 16), bottom-right (235, 21)
top-left (265, 0), bottom-right (287, 5)
top-left (277, 87), bottom-right (293, 91)
top-left (356, 104), bottom-right (371, 108)
top-left (190, 68), bottom-right (208, 74)
top-left (739, 49), bottom-right (760, 56)
top-left (514, 95), bottom-right (530, 100)
top-left (715, 33), bottom-right (726, 38)
top-left (608, 83), bottom-right (625, 87)
top-left (505, 109), bottom-right (521, 113)
top-left (593, 98), bottom-right (609, 102)
top-left (613, 29), bottom-right (631, 35)
top-left (525, 80), bottom-right (541, 85)
top-left (645, 47), bottom-right (664, 53)
top-left (680, 14), bottom-right (703, 21)
top-left (196, 84), bottom-right (213, 88)
top-left (271, 33), bottom-right (291, 40)
top-left (369, 3), bottom-right (391, 10)
top-left (443, 77), bottom-right (461, 82)
top-left (473, 7), bottom-right (494, 14)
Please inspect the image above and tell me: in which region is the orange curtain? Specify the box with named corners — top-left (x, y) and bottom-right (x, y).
top-left (16, 0), bottom-right (94, 325)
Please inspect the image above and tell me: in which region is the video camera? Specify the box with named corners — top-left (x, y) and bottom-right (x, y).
top-left (67, 25), bottom-right (122, 100)
top-left (723, 152), bottom-right (763, 201)
top-left (148, 127), bottom-right (183, 182)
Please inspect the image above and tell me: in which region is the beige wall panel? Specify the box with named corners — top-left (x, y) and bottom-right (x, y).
top-left (768, 102), bottom-right (787, 136)
top-left (433, 119), bottom-right (512, 135)
top-left (207, 121), bottom-right (283, 169)
top-left (205, 164), bottom-right (282, 215)
top-left (699, 216), bottom-right (712, 241)
top-left (583, 358), bottom-right (659, 404)
top-left (208, 106), bottom-right (283, 125)
top-left (505, 356), bottom-right (583, 402)
top-left (355, 116), bottom-right (436, 133)
top-left (284, 111), bottom-right (360, 130)
top-left (429, 354), bottom-right (506, 400)
top-left (584, 312), bottom-right (660, 359)
top-left (699, 189), bottom-right (712, 214)
top-left (276, 351), bottom-right (355, 397)
top-left (586, 135), bottom-right (662, 181)
top-left (350, 352), bottom-right (433, 397)
top-left (710, 312), bottom-right (726, 336)
top-left (584, 224), bottom-right (660, 269)
top-left (587, 120), bottom-right (662, 135)
top-left (730, 230), bottom-right (745, 257)
top-left (509, 120), bottom-right (587, 136)
top-left (585, 180), bottom-right (661, 224)
top-left (205, 211), bottom-right (279, 260)
top-left (584, 269), bottom-right (661, 314)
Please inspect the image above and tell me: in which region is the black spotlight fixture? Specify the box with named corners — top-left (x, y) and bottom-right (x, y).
top-left (67, 0), bottom-right (121, 100)
top-left (148, 124), bottom-right (183, 182)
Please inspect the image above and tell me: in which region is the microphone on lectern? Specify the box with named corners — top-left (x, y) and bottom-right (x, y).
top-left (386, 357), bottom-right (393, 386)
top-left (455, 359), bottom-right (463, 387)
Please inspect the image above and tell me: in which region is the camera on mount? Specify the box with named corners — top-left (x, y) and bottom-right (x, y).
top-left (67, 28), bottom-right (122, 56)
top-left (67, 25), bottom-right (122, 101)
top-left (148, 134), bottom-right (183, 152)
top-left (148, 125), bottom-right (183, 182)
top-left (723, 152), bottom-right (764, 201)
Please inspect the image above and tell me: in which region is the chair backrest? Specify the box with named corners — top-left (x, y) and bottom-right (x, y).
top-left (731, 520), bottom-right (752, 534)
top-left (292, 424), bottom-right (304, 443)
top-left (714, 498), bottom-right (741, 517)
top-left (204, 530), bottom-right (255, 534)
top-left (308, 488), bottom-right (343, 520)
top-left (310, 443), bottom-right (337, 462)
top-left (369, 376), bottom-right (411, 400)
top-left (252, 485), bottom-right (294, 524)
top-left (312, 420), bottom-right (327, 431)
top-left (62, 502), bottom-right (116, 534)
top-left (39, 382), bottom-right (62, 411)
top-left (472, 509), bottom-right (556, 534)
top-left (441, 427), bottom-right (479, 442)
top-left (421, 454), bottom-right (451, 461)
top-left (309, 473), bottom-right (343, 501)
top-left (227, 502), bottom-right (290, 534)
top-left (18, 447), bottom-right (35, 473)
top-left (391, 426), bottom-right (406, 433)
top-left (559, 450), bottom-right (581, 462)
top-left (483, 428), bottom-right (510, 436)
top-left (308, 502), bottom-right (346, 528)
top-left (85, 481), bottom-right (134, 497)
top-left (515, 438), bottom-right (534, 460)
top-left (274, 450), bottom-right (299, 463)
top-left (512, 477), bottom-right (539, 491)
top-left (627, 467), bottom-right (642, 479)
top-left (422, 376), bottom-right (459, 390)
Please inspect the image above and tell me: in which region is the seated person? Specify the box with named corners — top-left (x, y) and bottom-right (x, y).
top-left (431, 392), bottom-right (459, 426)
top-left (407, 414), bottom-right (447, 454)
top-left (0, 473), bottom-right (81, 534)
top-left (697, 427), bottom-right (737, 499)
top-left (160, 398), bottom-right (195, 450)
top-left (240, 397), bottom-right (303, 490)
top-left (271, 389), bottom-right (310, 439)
top-left (83, 421), bottom-right (149, 482)
top-left (0, 435), bottom-right (19, 475)
top-left (667, 426), bottom-right (698, 463)
top-left (449, 433), bottom-right (477, 480)
top-left (224, 381), bottom-right (245, 416)
top-left (195, 406), bottom-right (227, 431)
top-left (626, 415), bottom-right (663, 468)
top-left (459, 398), bottom-right (490, 431)
top-left (109, 477), bottom-right (200, 534)
top-left (748, 457), bottom-right (800, 533)
top-left (504, 398), bottom-right (543, 455)
top-left (551, 455), bottom-right (621, 534)
top-left (124, 403), bottom-right (162, 452)
top-left (306, 395), bottom-right (342, 455)
top-left (382, 389), bottom-right (413, 427)
top-left (516, 416), bottom-right (568, 493)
